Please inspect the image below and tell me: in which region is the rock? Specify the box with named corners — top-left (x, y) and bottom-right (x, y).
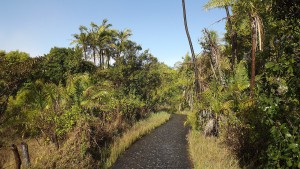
top-left (204, 119), bottom-right (218, 137)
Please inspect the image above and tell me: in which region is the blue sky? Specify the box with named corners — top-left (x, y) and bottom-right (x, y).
top-left (0, 0), bottom-right (226, 66)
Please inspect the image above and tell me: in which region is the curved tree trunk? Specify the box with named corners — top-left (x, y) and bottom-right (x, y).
top-left (181, 0), bottom-right (200, 95)
top-left (11, 144), bottom-right (21, 169)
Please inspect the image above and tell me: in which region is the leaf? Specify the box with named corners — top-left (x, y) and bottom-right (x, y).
top-left (286, 133), bottom-right (292, 138)
top-left (265, 62), bottom-right (274, 68)
top-left (286, 159), bottom-right (292, 167)
top-left (273, 65), bottom-right (280, 71)
top-left (288, 143), bottom-right (298, 149)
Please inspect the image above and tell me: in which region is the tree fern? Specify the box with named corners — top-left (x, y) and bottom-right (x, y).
top-left (204, 0), bottom-right (235, 10)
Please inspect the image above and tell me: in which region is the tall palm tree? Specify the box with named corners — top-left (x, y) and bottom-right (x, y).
top-left (90, 19), bottom-right (114, 69)
top-left (88, 24), bottom-right (98, 65)
top-left (116, 29), bottom-right (132, 59)
top-left (103, 29), bottom-right (118, 68)
top-left (181, 0), bottom-right (200, 95)
top-left (71, 26), bottom-right (89, 60)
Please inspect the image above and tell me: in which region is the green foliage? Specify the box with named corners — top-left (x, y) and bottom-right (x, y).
top-left (197, 0), bottom-right (300, 168)
top-left (37, 47), bottom-right (94, 85)
top-left (203, 0), bottom-right (235, 10)
top-left (1, 20), bottom-right (177, 168)
top-left (4, 50), bottom-right (30, 63)
top-left (3, 5), bottom-right (299, 167)
top-left (254, 31), bottom-right (300, 167)
top-left (186, 110), bottom-right (199, 130)
top-left (154, 63), bottom-right (183, 112)
top-left (0, 50), bottom-right (40, 125)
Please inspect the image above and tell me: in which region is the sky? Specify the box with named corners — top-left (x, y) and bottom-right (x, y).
top-left (0, 0), bottom-right (226, 67)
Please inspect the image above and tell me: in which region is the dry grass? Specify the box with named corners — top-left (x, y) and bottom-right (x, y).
top-left (0, 138), bottom-right (58, 169)
top-left (176, 110), bottom-right (190, 115)
top-left (104, 112), bottom-right (170, 168)
top-left (1, 119), bottom-right (100, 169)
top-left (188, 130), bottom-right (240, 169)
top-left (0, 148), bottom-right (10, 168)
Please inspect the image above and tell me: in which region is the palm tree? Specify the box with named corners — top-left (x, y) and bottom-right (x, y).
top-left (71, 26), bottom-right (89, 60)
top-left (103, 29), bottom-right (118, 68)
top-left (90, 19), bottom-right (115, 69)
top-left (88, 24), bottom-right (98, 65)
top-left (181, 0), bottom-right (200, 95)
top-left (116, 29), bottom-right (132, 59)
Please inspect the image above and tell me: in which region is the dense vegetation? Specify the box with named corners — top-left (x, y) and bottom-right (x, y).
top-left (0, 20), bottom-right (182, 168)
top-left (184, 0), bottom-right (300, 168)
top-left (1, 0), bottom-right (299, 168)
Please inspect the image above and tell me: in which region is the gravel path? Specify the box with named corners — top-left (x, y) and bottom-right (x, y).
top-left (111, 114), bottom-right (191, 169)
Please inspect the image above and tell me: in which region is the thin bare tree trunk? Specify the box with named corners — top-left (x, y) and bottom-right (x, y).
top-left (182, 0), bottom-right (200, 95)
top-left (101, 51), bottom-right (105, 69)
top-left (250, 15), bottom-right (257, 99)
top-left (107, 50), bottom-right (110, 68)
top-left (93, 49), bottom-right (96, 65)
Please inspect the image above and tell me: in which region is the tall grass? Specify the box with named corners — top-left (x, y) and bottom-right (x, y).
top-left (188, 130), bottom-right (240, 169)
top-left (105, 112), bottom-right (171, 168)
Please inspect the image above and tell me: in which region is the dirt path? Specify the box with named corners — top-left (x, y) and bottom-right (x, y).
top-left (111, 114), bottom-right (191, 169)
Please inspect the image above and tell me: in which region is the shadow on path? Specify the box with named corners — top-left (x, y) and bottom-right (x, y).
top-left (111, 114), bottom-right (191, 169)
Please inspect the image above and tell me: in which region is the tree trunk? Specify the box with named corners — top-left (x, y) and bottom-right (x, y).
top-left (11, 144), bottom-right (21, 169)
top-left (52, 133), bottom-right (60, 150)
top-left (99, 50), bottom-right (102, 69)
top-left (21, 142), bottom-right (30, 167)
top-left (93, 49), bottom-right (96, 65)
top-left (225, 6), bottom-right (238, 69)
top-left (83, 47), bottom-right (87, 60)
top-left (107, 53), bottom-right (110, 68)
top-left (250, 15), bottom-right (257, 99)
top-left (182, 0), bottom-right (200, 95)
top-left (102, 50), bottom-right (105, 69)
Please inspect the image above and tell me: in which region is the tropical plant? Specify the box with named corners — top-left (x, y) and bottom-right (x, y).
top-left (204, 0), bottom-right (237, 69)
